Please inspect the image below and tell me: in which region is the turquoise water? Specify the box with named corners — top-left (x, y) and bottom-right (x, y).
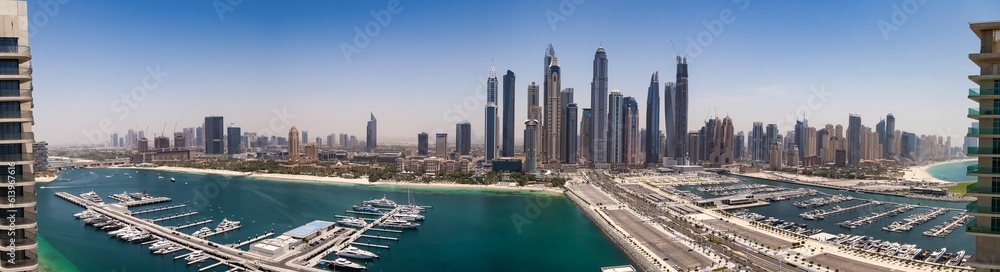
top-left (38, 168), bottom-right (633, 271)
top-left (926, 160), bottom-right (976, 182)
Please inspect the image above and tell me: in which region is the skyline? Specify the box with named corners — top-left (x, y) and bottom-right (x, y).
top-left (28, 0), bottom-right (1000, 146)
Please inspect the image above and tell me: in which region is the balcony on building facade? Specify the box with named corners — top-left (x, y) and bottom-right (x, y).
top-left (969, 88), bottom-right (1000, 100)
top-left (967, 128), bottom-right (1000, 138)
top-left (967, 218), bottom-right (1000, 237)
top-left (0, 153), bottom-right (33, 163)
top-left (966, 147), bottom-right (1000, 157)
top-left (967, 202), bottom-right (1000, 216)
top-left (970, 74), bottom-right (1000, 82)
top-left (0, 67), bottom-right (30, 82)
top-left (967, 182), bottom-right (1000, 197)
top-left (0, 89), bottom-right (30, 102)
top-left (0, 45), bottom-right (29, 62)
top-left (967, 165), bottom-right (1000, 176)
top-left (0, 132), bottom-right (32, 144)
top-left (0, 258), bottom-right (38, 271)
top-left (0, 111), bottom-right (31, 122)
top-left (970, 52), bottom-right (1000, 64)
top-left (969, 108), bottom-right (1000, 119)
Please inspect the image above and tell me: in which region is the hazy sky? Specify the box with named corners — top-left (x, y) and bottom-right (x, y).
top-left (28, 0), bottom-right (1000, 147)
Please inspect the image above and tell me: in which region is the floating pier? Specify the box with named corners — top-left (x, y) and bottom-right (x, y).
top-left (199, 261), bottom-right (225, 271)
top-left (360, 234), bottom-right (398, 241)
top-left (202, 225), bottom-right (242, 238)
top-left (170, 219), bottom-right (214, 230)
top-left (367, 228), bottom-right (402, 233)
top-left (344, 210), bottom-right (383, 216)
top-left (351, 242), bottom-right (390, 249)
top-left (132, 204), bottom-right (186, 215)
top-left (228, 232), bottom-right (274, 248)
top-left (54, 192), bottom-right (88, 207)
top-left (149, 211), bottom-right (198, 223)
top-left (119, 197), bottom-right (172, 207)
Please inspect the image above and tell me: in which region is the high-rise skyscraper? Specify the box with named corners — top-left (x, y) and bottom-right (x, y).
top-left (965, 22), bottom-right (1000, 270)
top-left (288, 126), bottom-right (300, 162)
top-left (664, 82), bottom-right (677, 158)
top-left (366, 113), bottom-right (377, 152)
top-left (485, 104), bottom-right (498, 161)
top-left (735, 131), bottom-right (745, 161)
top-left (580, 108), bottom-right (592, 162)
top-left (302, 130), bottom-right (308, 145)
top-left (750, 122), bottom-right (765, 162)
top-left (607, 90), bottom-right (624, 164)
top-left (527, 82), bottom-right (542, 156)
top-left (795, 119), bottom-right (807, 158)
top-left (417, 132), bottom-right (429, 156)
top-left (486, 64), bottom-right (499, 162)
top-left (502, 70), bottom-right (516, 157)
top-left (591, 47), bottom-right (609, 165)
top-left (174, 132), bottom-right (185, 148)
top-left (765, 124), bottom-right (779, 162)
top-left (564, 103), bottom-right (578, 164)
top-left (885, 114), bottom-right (896, 158)
top-left (674, 56), bottom-right (689, 163)
top-left (455, 122), bottom-right (471, 156)
top-left (710, 116), bottom-right (735, 165)
top-left (227, 123), bottom-right (241, 155)
top-left (327, 134), bottom-right (336, 148)
top-left (435, 133), bottom-right (448, 158)
top-left (847, 114), bottom-right (861, 166)
top-left (560, 88), bottom-right (573, 163)
top-left (204, 116), bottom-right (225, 154)
top-left (543, 54), bottom-right (562, 164)
top-left (876, 119), bottom-right (887, 159)
top-left (624, 97), bottom-right (640, 164)
top-left (524, 119), bottom-right (538, 173)
top-left (645, 72), bottom-right (661, 164)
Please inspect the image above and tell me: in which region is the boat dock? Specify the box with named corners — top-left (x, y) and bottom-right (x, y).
top-left (201, 225), bottom-right (241, 238)
top-left (359, 234), bottom-right (398, 241)
top-left (169, 219), bottom-right (213, 230)
top-left (148, 211), bottom-right (198, 223)
top-left (800, 200), bottom-right (881, 220)
top-left (132, 204), bottom-right (187, 215)
top-left (55, 192), bottom-right (88, 207)
top-left (118, 197), bottom-right (172, 207)
top-left (300, 206), bottom-right (405, 267)
top-left (838, 204), bottom-right (915, 229)
top-left (923, 212), bottom-right (974, 238)
top-left (227, 232), bottom-right (274, 248)
top-left (344, 210), bottom-right (384, 216)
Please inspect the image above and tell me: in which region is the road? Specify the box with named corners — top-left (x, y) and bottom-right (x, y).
top-left (604, 210), bottom-right (713, 269)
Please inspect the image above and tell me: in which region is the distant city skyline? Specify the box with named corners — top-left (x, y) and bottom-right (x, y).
top-left (29, 1), bottom-right (1000, 146)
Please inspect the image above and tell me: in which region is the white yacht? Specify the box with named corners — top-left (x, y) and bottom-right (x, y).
top-left (108, 226), bottom-right (133, 236)
top-left (325, 258), bottom-right (365, 271)
top-left (184, 250), bottom-right (205, 261)
top-left (337, 217), bottom-right (367, 228)
top-left (73, 210), bottom-right (96, 219)
top-left (191, 227), bottom-right (213, 238)
top-left (379, 218), bottom-right (419, 229)
top-left (148, 240), bottom-right (172, 250)
top-left (336, 246), bottom-right (379, 259)
top-left (929, 248), bottom-right (947, 262)
top-left (214, 218), bottom-right (241, 233)
top-left (363, 195), bottom-right (398, 208)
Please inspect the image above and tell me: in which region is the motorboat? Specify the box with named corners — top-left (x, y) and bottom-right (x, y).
top-left (191, 227), bottom-right (213, 238)
top-left (324, 258), bottom-right (366, 271)
top-left (74, 210), bottom-right (97, 219)
top-left (336, 246), bottom-right (379, 259)
top-left (352, 204), bottom-right (381, 213)
top-left (214, 218), bottom-right (241, 233)
top-left (184, 250), bottom-right (205, 261)
top-left (336, 217), bottom-right (367, 228)
top-left (362, 195), bottom-right (397, 208)
top-left (379, 218), bottom-right (419, 229)
top-left (148, 240), bottom-right (172, 250)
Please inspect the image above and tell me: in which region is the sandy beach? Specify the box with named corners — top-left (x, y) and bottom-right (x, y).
top-left (902, 158), bottom-right (975, 184)
top-left (115, 166), bottom-right (565, 195)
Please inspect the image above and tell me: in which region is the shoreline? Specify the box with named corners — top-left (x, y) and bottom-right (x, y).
top-left (114, 166), bottom-right (565, 196)
top-left (904, 158), bottom-right (976, 184)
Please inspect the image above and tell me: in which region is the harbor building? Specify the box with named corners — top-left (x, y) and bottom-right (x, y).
top-left (966, 20), bottom-right (1000, 271)
top-left (0, 2), bottom-right (37, 268)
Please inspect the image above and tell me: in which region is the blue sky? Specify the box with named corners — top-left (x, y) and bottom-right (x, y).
top-left (28, 0), bottom-right (1000, 146)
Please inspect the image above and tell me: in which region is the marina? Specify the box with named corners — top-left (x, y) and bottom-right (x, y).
top-left (923, 212), bottom-right (975, 238)
top-left (837, 204), bottom-right (916, 229)
top-left (799, 200), bottom-right (883, 220)
top-left (883, 207), bottom-right (948, 232)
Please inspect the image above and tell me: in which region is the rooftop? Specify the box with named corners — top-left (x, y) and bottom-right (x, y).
top-left (283, 220), bottom-right (334, 239)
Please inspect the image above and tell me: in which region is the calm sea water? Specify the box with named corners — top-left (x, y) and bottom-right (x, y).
top-left (37, 168), bottom-right (633, 271)
top-left (680, 176), bottom-right (974, 254)
top-left (926, 160), bottom-right (977, 182)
